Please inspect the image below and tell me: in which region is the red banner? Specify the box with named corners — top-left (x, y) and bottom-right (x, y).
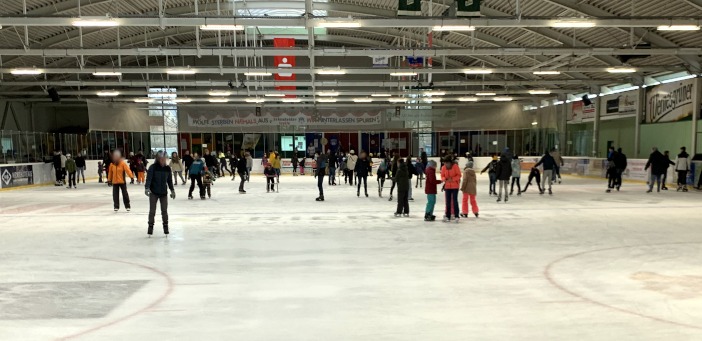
top-left (273, 38), bottom-right (296, 96)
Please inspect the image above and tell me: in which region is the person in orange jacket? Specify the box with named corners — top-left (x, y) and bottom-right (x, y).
top-left (440, 156), bottom-right (462, 223)
top-left (108, 150), bottom-right (135, 212)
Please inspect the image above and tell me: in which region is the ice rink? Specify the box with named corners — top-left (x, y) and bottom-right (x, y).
top-left (1, 173), bottom-right (701, 340)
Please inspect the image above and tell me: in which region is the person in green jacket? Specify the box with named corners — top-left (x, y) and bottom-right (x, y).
top-left (65, 154), bottom-right (78, 189)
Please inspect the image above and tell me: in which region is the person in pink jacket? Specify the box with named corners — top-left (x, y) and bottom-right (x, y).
top-left (440, 156), bottom-right (462, 223)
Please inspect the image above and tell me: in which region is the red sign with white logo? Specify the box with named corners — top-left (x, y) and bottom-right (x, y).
top-left (274, 38), bottom-right (296, 96)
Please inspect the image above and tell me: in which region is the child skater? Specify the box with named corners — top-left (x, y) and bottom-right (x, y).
top-left (394, 159), bottom-right (410, 217)
top-left (522, 167), bottom-right (542, 193)
top-left (424, 160), bottom-right (441, 221)
top-left (300, 156), bottom-right (307, 176)
top-left (264, 164), bottom-right (277, 193)
top-left (136, 159), bottom-right (146, 184)
top-left (203, 166), bottom-right (215, 198)
top-left (480, 155), bottom-right (498, 196)
top-left (441, 156), bottom-right (462, 223)
top-left (460, 160), bottom-right (479, 218)
top-left (98, 161), bottom-right (104, 183)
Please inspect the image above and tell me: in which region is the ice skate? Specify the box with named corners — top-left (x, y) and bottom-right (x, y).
top-left (683, 186), bottom-right (689, 192)
top-left (496, 196), bottom-right (502, 202)
top-left (402, 213), bottom-right (409, 217)
top-left (357, 190), bottom-right (360, 197)
top-left (188, 195), bottom-right (193, 200)
top-left (365, 192), bottom-right (369, 197)
top-left (548, 189), bottom-right (553, 195)
top-left (388, 195), bottom-right (393, 201)
top-left (315, 196), bottom-right (325, 201)
top-left (677, 186), bottom-right (682, 192)
top-left (646, 189), bottom-right (653, 193)
top-left (606, 189), bottom-right (611, 193)
top-left (114, 208), bottom-right (119, 212)
top-left (616, 186), bottom-right (620, 191)
top-left (454, 217), bottom-right (460, 223)
top-left (394, 213), bottom-right (401, 217)
top-left (505, 196), bottom-right (509, 203)
top-left (430, 215), bottom-right (436, 221)
top-left (474, 213), bottom-right (479, 218)
top-left (200, 196), bottom-right (206, 200)
top-left (443, 216), bottom-right (450, 222)
top-left (662, 186), bottom-right (668, 190)
top-left (517, 191), bottom-right (522, 196)
top-left (239, 190), bottom-right (247, 194)
top-left (460, 213), bottom-right (468, 218)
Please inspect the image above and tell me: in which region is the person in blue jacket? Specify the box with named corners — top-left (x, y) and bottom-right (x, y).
top-left (188, 153), bottom-right (206, 200)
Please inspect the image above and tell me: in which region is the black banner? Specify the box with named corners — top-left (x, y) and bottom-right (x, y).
top-left (457, 0), bottom-right (482, 17)
top-left (398, 0), bottom-right (422, 16)
top-left (1, 165), bottom-right (34, 188)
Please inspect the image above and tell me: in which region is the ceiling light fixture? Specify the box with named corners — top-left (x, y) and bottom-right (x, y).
top-left (533, 70), bottom-right (561, 75)
top-left (282, 98), bottom-right (302, 103)
top-left (493, 97), bottom-right (513, 102)
top-left (317, 98), bottom-right (337, 103)
top-left (134, 98), bottom-right (155, 103)
top-left (476, 92), bottom-right (496, 96)
top-left (209, 98), bottom-right (229, 103)
top-left (10, 68), bottom-right (43, 75)
top-left (167, 68), bottom-right (195, 75)
top-left (244, 72), bottom-right (273, 76)
top-left (317, 91), bottom-right (339, 96)
top-left (93, 71), bottom-right (122, 76)
top-left (264, 93), bottom-right (286, 97)
top-left (317, 69), bottom-right (347, 75)
top-left (458, 97), bottom-right (479, 102)
top-left (96, 90), bottom-right (120, 97)
top-left (72, 18), bottom-right (120, 27)
top-left (463, 69), bottom-right (493, 74)
top-left (390, 72), bottom-right (417, 76)
top-left (200, 24), bottom-right (244, 31)
top-left (529, 90), bottom-right (552, 95)
top-left (173, 98), bottom-right (193, 103)
top-left (353, 98), bottom-right (373, 103)
top-left (551, 21), bottom-right (596, 28)
top-left (245, 98), bottom-right (266, 103)
top-left (388, 98), bottom-right (406, 102)
top-left (657, 25), bottom-right (700, 31)
top-left (208, 91), bottom-right (231, 96)
top-left (317, 22), bottom-right (361, 28)
top-left (371, 94), bottom-right (392, 97)
top-left (424, 91), bottom-right (446, 96)
top-left (607, 67), bottom-right (637, 73)
top-left (432, 25), bottom-right (475, 31)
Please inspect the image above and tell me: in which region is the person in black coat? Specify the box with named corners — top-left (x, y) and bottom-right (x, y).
top-left (75, 153), bottom-right (86, 183)
top-left (236, 151), bottom-right (248, 193)
top-left (644, 147), bottom-right (668, 193)
top-left (144, 154), bottom-right (175, 237)
top-left (52, 150), bottom-right (63, 185)
top-left (494, 154), bottom-right (513, 202)
top-left (406, 155), bottom-right (417, 200)
top-left (102, 150), bottom-right (112, 180)
top-left (611, 148), bottom-right (628, 190)
top-left (291, 151), bottom-right (299, 176)
top-left (662, 150), bottom-right (675, 190)
top-left (182, 150), bottom-right (194, 174)
top-left (534, 150), bottom-right (557, 195)
top-left (354, 151), bottom-right (372, 197)
top-left (229, 153), bottom-right (239, 181)
top-left (394, 159), bottom-right (410, 217)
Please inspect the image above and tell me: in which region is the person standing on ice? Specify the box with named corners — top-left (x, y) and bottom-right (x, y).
top-left (144, 153), bottom-right (175, 237)
top-left (182, 150), bottom-right (194, 175)
top-left (346, 150), bottom-right (358, 186)
top-left (65, 154), bottom-right (77, 189)
top-left (510, 155), bottom-right (522, 196)
top-left (388, 153), bottom-right (400, 201)
top-left (376, 157), bottom-right (388, 197)
top-left (423, 160), bottom-right (441, 221)
top-left (355, 151), bottom-right (372, 197)
top-left (675, 146), bottom-right (690, 192)
top-left (406, 155), bottom-right (416, 201)
top-left (441, 157), bottom-right (462, 222)
top-left (480, 155), bottom-right (498, 196)
top-left (459, 160), bottom-right (479, 218)
top-left (75, 153), bottom-right (86, 184)
top-left (315, 150), bottom-right (329, 201)
top-left (645, 147), bottom-right (667, 193)
top-left (661, 150), bottom-right (675, 190)
top-left (394, 159), bottom-right (410, 217)
top-left (612, 148), bottom-right (627, 191)
top-left (534, 150), bottom-right (557, 195)
top-left (245, 152), bottom-right (253, 181)
top-left (291, 151), bottom-right (299, 177)
top-left (236, 151), bottom-right (248, 194)
top-left (187, 153), bottom-right (206, 200)
top-left (494, 153), bottom-right (512, 202)
top-left (108, 150), bottom-right (135, 212)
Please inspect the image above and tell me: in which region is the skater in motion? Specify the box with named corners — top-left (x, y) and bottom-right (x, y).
top-left (229, 152), bottom-right (239, 181)
top-left (65, 154), bottom-right (77, 189)
top-left (521, 167), bottom-right (542, 193)
top-left (606, 154), bottom-right (618, 193)
top-left (144, 153), bottom-right (175, 237)
top-left (494, 153), bottom-right (512, 202)
top-left (346, 150), bottom-right (358, 186)
top-left (182, 150), bottom-right (194, 175)
top-left (315, 150), bottom-right (329, 201)
top-left (272, 151), bottom-right (282, 183)
top-left (480, 155), bottom-right (498, 196)
top-left (291, 151), bottom-right (299, 177)
top-left (645, 147), bottom-right (667, 193)
top-left (424, 160), bottom-right (441, 221)
top-left (97, 162), bottom-right (104, 183)
top-left (534, 150), bottom-right (557, 195)
top-left (328, 150), bottom-right (338, 186)
top-left (300, 155), bottom-right (306, 176)
top-left (388, 153), bottom-right (400, 201)
top-left (264, 164), bottom-right (277, 193)
top-left (610, 148), bottom-right (627, 191)
top-left (52, 150), bottom-right (63, 186)
top-left (108, 150), bottom-right (135, 212)
top-left (675, 146), bottom-right (690, 192)
top-left (188, 153), bottom-right (206, 200)
top-left (75, 153), bottom-right (86, 184)
top-left (441, 157), bottom-right (462, 222)
top-left (246, 152), bottom-right (253, 181)
top-left (394, 159), bottom-right (410, 217)
top-left (203, 167), bottom-right (215, 198)
top-left (376, 157), bottom-right (388, 197)
top-left (236, 151), bottom-right (248, 194)
top-left (415, 155), bottom-right (425, 188)
top-left (219, 151), bottom-right (231, 177)
top-left (355, 151), bottom-right (372, 197)
top-left (460, 160), bottom-right (479, 218)
top-left (510, 155), bottom-right (522, 196)
top-left (662, 150), bottom-right (675, 190)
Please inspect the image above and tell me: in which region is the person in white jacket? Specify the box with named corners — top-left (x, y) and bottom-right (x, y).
top-left (346, 150), bottom-right (358, 186)
top-left (675, 146), bottom-right (690, 192)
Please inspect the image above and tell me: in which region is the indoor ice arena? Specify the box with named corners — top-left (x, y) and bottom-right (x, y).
top-left (1, 0), bottom-right (702, 340)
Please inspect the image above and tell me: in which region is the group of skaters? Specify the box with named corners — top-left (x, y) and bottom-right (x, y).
top-left (50, 150), bottom-right (86, 188)
top-left (644, 146), bottom-right (694, 192)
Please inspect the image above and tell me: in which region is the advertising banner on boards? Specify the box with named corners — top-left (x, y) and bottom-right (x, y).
top-left (0, 165), bottom-right (34, 188)
top-left (644, 78), bottom-right (696, 123)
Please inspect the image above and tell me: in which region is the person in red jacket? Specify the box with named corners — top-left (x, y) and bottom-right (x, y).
top-left (424, 160), bottom-right (442, 221)
top-left (440, 156), bottom-right (462, 223)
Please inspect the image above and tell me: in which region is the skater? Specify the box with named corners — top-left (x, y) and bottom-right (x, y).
top-left (388, 153), bottom-right (400, 201)
top-left (60, 151), bottom-right (67, 184)
top-left (394, 159), bottom-right (410, 217)
top-left (203, 149), bottom-right (217, 178)
top-left (480, 155), bottom-right (498, 195)
top-left (65, 154), bottom-right (77, 189)
top-left (169, 152), bottom-right (186, 185)
top-left (346, 150), bottom-right (358, 186)
top-left (551, 148), bottom-right (564, 184)
top-left (460, 160), bottom-right (479, 218)
top-left (510, 155), bottom-right (522, 196)
top-left (316, 150), bottom-right (329, 201)
top-left (300, 156), bottom-right (307, 176)
top-left (128, 152), bottom-right (138, 184)
top-left (108, 150), bottom-right (135, 212)
top-left (182, 150), bottom-right (194, 175)
top-left (292, 151), bottom-right (299, 176)
top-left (328, 151), bottom-right (338, 186)
top-left (97, 162), bottom-right (104, 183)
top-left (272, 152), bottom-right (282, 183)
top-left (52, 151), bottom-right (63, 186)
top-left (495, 154), bottom-right (512, 202)
top-left (188, 153), bottom-right (206, 200)
top-left (75, 153), bottom-right (86, 183)
top-left (229, 152), bottom-right (239, 181)
top-left (606, 153), bottom-right (618, 193)
top-left (245, 152), bottom-right (253, 181)
top-left (675, 146), bottom-right (690, 192)
top-left (236, 151), bottom-right (248, 194)
top-left (534, 150), bottom-right (557, 195)
top-left (522, 167), bottom-right (542, 193)
top-left (219, 151), bottom-right (231, 177)
top-left (339, 152), bottom-right (347, 183)
top-left (144, 153), bottom-right (175, 237)
top-left (376, 157), bottom-right (388, 197)
top-left (644, 147), bottom-right (667, 193)
top-left (135, 159), bottom-right (146, 184)
top-left (102, 149), bottom-right (112, 180)
top-left (662, 151), bottom-right (675, 190)
top-left (312, 152), bottom-right (319, 178)
top-left (203, 167), bottom-right (215, 198)
top-left (441, 157), bottom-right (462, 222)
top-left (355, 151), bottom-right (372, 197)
top-left (424, 160), bottom-right (441, 221)
top-left (414, 156), bottom-right (425, 189)
top-left (612, 148), bottom-right (627, 190)
top-left (264, 164), bottom-right (277, 192)
top-left (406, 156), bottom-right (416, 200)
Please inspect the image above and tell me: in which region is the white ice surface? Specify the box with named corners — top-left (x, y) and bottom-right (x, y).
top-left (0, 174), bottom-right (701, 341)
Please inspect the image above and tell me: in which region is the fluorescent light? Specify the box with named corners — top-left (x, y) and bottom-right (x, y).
top-left (390, 72), bottom-right (417, 76)
top-left (316, 98), bottom-right (337, 103)
top-left (388, 98), bottom-right (406, 102)
top-left (432, 25), bottom-right (475, 31)
top-left (317, 69), bottom-right (347, 75)
top-left (553, 100), bottom-right (565, 105)
top-left (660, 74), bottom-right (697, 84)
top-left (532, 121), bottom-right (538, 126)
top-left (93, 72), bottom-right (122, 76)
top-left (244, 72), bottom-right (272, 76)
top-left (551, 21), bottom-right (596, 28)
top-left (245, 98), bottom-right (266, 103)
top-left (353, 98), bottom-right (373, 103)
top-left (317, 91), bottom-right (339, 96)
top-left (424, 91), bottom-right (446, 96)
top-left (281, 98), bottom-right (302, 103)
top-left (96, 90), bottom-right (120, 97)
top-left (317, 22), bottom-right (361, 28)
top-left (529, 90), bottom-right (552, 95)
top-left (463, 69), bottom-right (493, 74)
top-left (657, 25), bottom-right (700, 31)
top-left (533, 70), bottom-right (561, 75)
top-left (476, 92), bottom-right (496, 96)
top-left (134, 98), bottom-right (155, 103)
top-left (200, 24), bottom-right (244, 31)
top-left (173, 98), bottom-right (192, 103)
top-left (459, 97), bottom-right (479, 102)
top-left (72, 18), bottom-right (120, 27)
top-left (11, 68), bottom-right (43, 75)
top-left (264, 93), bottom-right (286, 97)
top-left (209, 98), bottom-right (229, 103)
top-left (607, 67), bottom-right (636, 73)
top-left (371, 94), bottom-right (392, 97)
top-left (208, 91), bottom-right (231, 96)
top-left (167, 68), bottom-right (195, 75)
top-left (424, 98), bottom-right (443, 102)
top-left (493, 97), bottom-right (513, 101)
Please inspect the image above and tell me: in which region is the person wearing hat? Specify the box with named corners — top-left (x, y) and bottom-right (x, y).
top-left (675, 146), bottom-right (690, 192)
top-left (145, 153), bottom-right (175, 237)
top-left (65, 153), bottom-right (77, 189)
top-left (346, 150), bottom-right (358, 186)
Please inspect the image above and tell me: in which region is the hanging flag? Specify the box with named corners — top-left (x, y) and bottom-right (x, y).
top-left (398, 0), bottom-right (422, 16)
top-left (456, 0), bottom-right (482, 17)
top-left (372, 56), bottom-right (389, 67)
top-left (407, 56), bottom-right (424, 67)
top-left (273, 38), bottom-right (296, 96)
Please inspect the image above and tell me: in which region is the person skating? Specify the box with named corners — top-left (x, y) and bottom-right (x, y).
top-left (75, 153), bottom-right (86, 184)
top-left (188, 153), bottom-right (206, 200)
top-left (65, 154), bottom-right (77, 189)
top-left (644, 147), bottom-right (667, 193)
top-left (675, 146), bottom-right (690, 192)
top-left (272, 152), bottom-right (282, 183)
top-left (480, 155), bottom-right (498, 196)
top-left (662, 150), bottom-right (675, 190)
top-left (245, 152), bottom-right (253, 181)
top-left (229, 152), bottom-right (239, 181)
top-left (355, 151), bottom-right (372, 197)
top-left (376, 157), bottom-right (388, 197)
top-left (219, 151), bottom-right (231, 177)
top-left (551, 148), bottom-right (564, 184)
top-left (494, 153), bottom-right (512, 202)
top-left (522, 167), bottom-right (542, 193)
top-left (406, 156), bottom-right (417, 201)
top-left (510, 155), bottom-right (522, 196)
top-left (291, 151), bottom-right (299, 177)
top-left (97, 162), bottom-right (104, 183)
top-left (182, 150), bottom-right (194, 175)
top-left (60, 151), bottom-right (67, 184)
top-left (441, 157), bottom-right (462, 222)
top-left (394, 159), bottom-right (410, 217)
top-left (203, 149), bottom-right (217, 179)
top-left (415, 156), bottom-right (425, 188)
top-left (236, 151), bottom-right (248, 194)
top-left (460, 160), bottom-right (479, 218)
top-left (202, 167), bottom-right (215, 198)
top-left (52, 150), bottom-right (63, 186)
top-left (264, 164), bottom-right (277, 193)
top-left (135, 159), bottom-right (146, 184)
top-left (108, 150), bottom-right (135, 212)
top-left (169, 152), bottom-right (186, 185)
top-left (534, 150), bottom-right (557, 195)
top-left (102, 149), bottom-right (112, 180)
top-left (612, 148), bottom-right (627, 191)
top-left (606, 153), bottom-right (618, 193)
top-left (316, 150), bottom-right (329, 201)
top-left (346, 150), bottom-right (358, 186)
top-left (328, 151), bottom-right (338, 186)
top-left (424, 160), bottom-right (441, 221)
top-left (144, 153), bottom-right (175, 237)
top-left (388, 153), bottom-right (400, 201)
top-left (300, 156), bottom-right (306, 176)
top-left (128, 152), bottom-right (138, 184)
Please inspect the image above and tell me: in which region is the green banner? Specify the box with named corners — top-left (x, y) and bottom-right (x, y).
top-left (457, 0), bottom-right (481, 17)
top-left (398, 0), bottom-right (422, 16)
